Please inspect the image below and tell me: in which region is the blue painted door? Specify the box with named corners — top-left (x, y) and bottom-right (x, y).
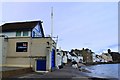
top-left (36, 59), bottom-right (46, 71)
top-left (51, 49), bottom-right (55, 69)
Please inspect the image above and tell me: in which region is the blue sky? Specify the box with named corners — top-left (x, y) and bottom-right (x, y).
top-left (0, 2), bottom-right (118, 54)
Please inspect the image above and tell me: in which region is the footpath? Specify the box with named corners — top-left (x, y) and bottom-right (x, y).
top-left (7, 63), bottom-right (90, 80)
top-left (1, 63), bottom-right (114, 80)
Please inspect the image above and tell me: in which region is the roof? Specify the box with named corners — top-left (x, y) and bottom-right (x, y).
top-left (110, 52), bottom-right (120, 55)
top-left (1, 20), bottom-right (43, 32)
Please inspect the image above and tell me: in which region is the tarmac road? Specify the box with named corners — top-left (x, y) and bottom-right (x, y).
top-left (10, 63), bottom-right (90, 80)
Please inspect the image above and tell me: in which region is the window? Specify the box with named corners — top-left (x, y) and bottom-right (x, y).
top-left (16, 42), bottom-right (28, 52)
top-left (16, 31), bottom-right (21, 36)
top-left (23, 31), bottom-right (29, 36)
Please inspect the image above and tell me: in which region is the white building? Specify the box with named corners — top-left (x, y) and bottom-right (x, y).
top-left (78, 56), bottom-right (83, 63)
top-left (62, 54), bottom-right (67, 64)
top-left (56, 49), bottom-right (62, 69)
top-left (101, 53), bottom-right (113, 62)
top-left (67, 52), bottom-right (72, 61)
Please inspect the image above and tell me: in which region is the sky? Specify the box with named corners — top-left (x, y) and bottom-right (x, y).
top-left (0, 1), bottom-right (119, 54)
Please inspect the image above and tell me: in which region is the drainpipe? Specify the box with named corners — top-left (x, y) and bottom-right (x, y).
top-left (29, 35), bottom-right (32, 68)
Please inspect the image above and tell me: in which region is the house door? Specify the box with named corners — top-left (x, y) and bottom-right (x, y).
top-left (36, 58), bottom-right (46, 71)
top-left (51, 49), bottom-right (55, 69)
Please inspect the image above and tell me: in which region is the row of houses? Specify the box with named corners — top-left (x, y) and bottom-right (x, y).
top-left (93, 49), bottom-right (120, 63)
top-left (93, 53), bottom-right (113, 62)
top-left (70, 48), bottom-right (93, 63)
top-left (56, 49), bottom-right (83, 69)
top-left (0, 20), bottom-right (57, 72)
top-left (69, 48), bottom-right (120, 63)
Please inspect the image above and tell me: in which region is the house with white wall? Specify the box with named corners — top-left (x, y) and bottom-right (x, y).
top-left (0, 20), bottom-right (56, 72)
top-left (56, 49), bottom-right (62, 69)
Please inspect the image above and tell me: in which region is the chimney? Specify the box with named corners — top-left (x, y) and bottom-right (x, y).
top-left (108, 49), bottom-right (111, 54)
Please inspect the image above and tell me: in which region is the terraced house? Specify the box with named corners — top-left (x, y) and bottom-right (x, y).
top-left (0, 20), bottom-right (56, 72)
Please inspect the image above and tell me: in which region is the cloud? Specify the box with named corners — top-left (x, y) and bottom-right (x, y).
top-left (95, 43), bottom-right (119, 54)
top-left (107, 44), bottom-right (120, 48)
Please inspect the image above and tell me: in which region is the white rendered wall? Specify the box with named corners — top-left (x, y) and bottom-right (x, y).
top-left (1, 32), bottom-right (16, 37)
top-left (0, 31), bottom-right (31, 37)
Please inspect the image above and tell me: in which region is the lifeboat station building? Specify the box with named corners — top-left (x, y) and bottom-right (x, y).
top-left (0, 20), bottom-right (56, 72)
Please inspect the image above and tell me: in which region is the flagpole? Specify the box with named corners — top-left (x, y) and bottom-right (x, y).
top-left (51, 7), bottom-right (53, 38)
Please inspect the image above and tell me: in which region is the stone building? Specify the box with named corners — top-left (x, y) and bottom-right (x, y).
top-left (81, 48), bottom-right (93, 63)
top-left (70, 48), bottom-right (93, 63)
top-left (108, 49), bottom-right (120, 62)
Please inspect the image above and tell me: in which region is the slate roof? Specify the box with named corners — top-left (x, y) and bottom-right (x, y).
top-left (1, 21), bottom-right (41, 31)
top-left (0, 20), bottom-right (44, 37)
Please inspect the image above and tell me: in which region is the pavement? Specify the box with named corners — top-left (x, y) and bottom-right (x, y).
top-left (10, 63), bottom-right (90, 80)
top-left (0, 67), bottom-right (32, 78)
top-left (0, 67), bottom-right (25, 71)
top-left (1, 63), bottom-right (114, 80)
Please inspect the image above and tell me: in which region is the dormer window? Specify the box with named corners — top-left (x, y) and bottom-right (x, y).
top-left (16, 31), bottom-right (29, 37)
top-left (16, 31), bottom-right (21, 36)
top-left (23, 31), bottom-right (28, 36)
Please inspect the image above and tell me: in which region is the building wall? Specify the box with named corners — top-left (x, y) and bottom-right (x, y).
top-left (31, 38), bottom-right (49, 56)
top-left (0, 37), bottom-right (8, 66)
top-left (81, 50), bottom-right (93, 63)
top-left (110, 52), bottom-right (120, 62)
top-left (7, 37), bottom-right (31, 57)
top-left (0, 37), bottom-right (3, 65)
top-left (5, 37), bottom-right (56, 71)
top-left (101, 53), bottom-right (113, 62)
top-left (6, 37), bottom-right (31, 67)
top-left (31, 38), bottom-right (55, 71)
